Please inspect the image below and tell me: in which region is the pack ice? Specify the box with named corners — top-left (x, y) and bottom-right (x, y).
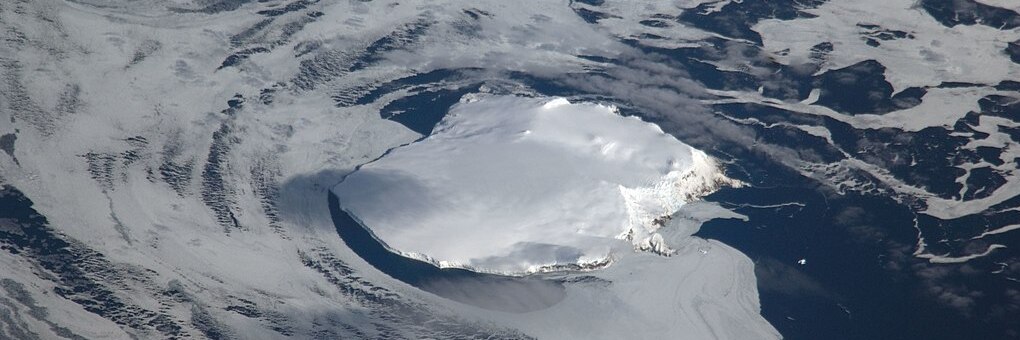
top-left (334, 95), bottom-right (740, 274)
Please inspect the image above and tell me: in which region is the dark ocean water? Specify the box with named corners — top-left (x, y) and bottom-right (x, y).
top-left (700, 181), bottom-right (1010, 339)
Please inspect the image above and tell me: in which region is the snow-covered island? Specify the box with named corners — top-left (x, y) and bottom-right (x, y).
top-left (334, 95), bottom-right (742, 274)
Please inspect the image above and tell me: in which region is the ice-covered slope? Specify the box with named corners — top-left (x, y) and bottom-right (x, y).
top-left (335, 96), bottom-right (740, 274)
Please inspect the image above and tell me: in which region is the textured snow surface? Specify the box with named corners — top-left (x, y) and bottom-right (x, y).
top-left (0, 0), bottom-right (781, 337)
top-left (335, 96), bottom-right (739, 274)
top-left (8, 0), bottom-right (1018, 337)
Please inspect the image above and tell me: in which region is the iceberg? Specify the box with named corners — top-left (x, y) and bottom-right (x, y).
top-left (334, 95), bottom-right (741, 274)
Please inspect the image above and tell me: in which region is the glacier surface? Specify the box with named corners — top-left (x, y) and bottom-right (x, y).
top-left (335, 95), bottom-right (740, 274)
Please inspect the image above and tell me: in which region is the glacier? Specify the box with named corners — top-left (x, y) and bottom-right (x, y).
top-left (334, 95), bottom-right (742, 274)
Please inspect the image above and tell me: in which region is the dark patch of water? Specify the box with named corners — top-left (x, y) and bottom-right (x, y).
top-left (699, 180), bottom-right (1017, 339)
top-left (920, 0), bottom-right (1020, 30)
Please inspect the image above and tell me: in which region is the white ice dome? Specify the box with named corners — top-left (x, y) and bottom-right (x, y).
top-left (334, 95), bottom-right (741, 274)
